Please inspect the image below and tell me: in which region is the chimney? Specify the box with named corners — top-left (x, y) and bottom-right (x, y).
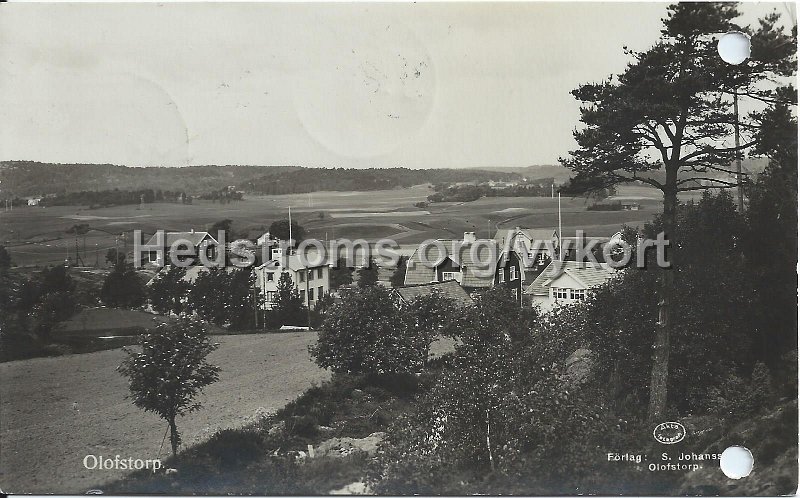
top-left (463, 231), bottom-right (476, 244)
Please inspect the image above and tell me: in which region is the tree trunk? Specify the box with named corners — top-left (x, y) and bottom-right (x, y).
top-left (168, 416), bottom-right (179, 458)
top-left (648, 184), bottom-right (677, 420)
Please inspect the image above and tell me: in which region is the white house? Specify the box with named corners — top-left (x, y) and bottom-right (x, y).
top-left (254, 253), bottom-right (331, 310)
top-left (523, 260), bottom-right (617, 312)
top-left (144, 230), bottom-right (219, 266)
top-left (27, 197), bottom-right (42, 206)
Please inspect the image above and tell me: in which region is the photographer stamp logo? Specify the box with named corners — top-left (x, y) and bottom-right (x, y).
top-left (653, 422), bottom-right (686, 445)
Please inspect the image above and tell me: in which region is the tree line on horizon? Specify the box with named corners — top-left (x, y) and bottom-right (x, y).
top-left (0, 161), bottom-right (525, 199)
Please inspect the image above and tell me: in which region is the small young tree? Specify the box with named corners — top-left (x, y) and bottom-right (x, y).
top-left (269, 272), bottom-right (307, 327)
top-left (118, 318), bottom-right (220, 458)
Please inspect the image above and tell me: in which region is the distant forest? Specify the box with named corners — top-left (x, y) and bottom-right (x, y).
top-left (0, 161), bottom-right (524, 198)
top-left (41, 189), bottom-right (191, 208)
top-left (427, 180), bottom-right (557, 203)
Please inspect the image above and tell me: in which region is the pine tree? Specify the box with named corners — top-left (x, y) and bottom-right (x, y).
top-left (559, 2), bottom-right (795, 419)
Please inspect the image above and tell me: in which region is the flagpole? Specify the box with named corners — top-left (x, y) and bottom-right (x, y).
top-left (288, 206), bottom-right (292, 254)
top-left (558, 193), bottom-right (562, 260)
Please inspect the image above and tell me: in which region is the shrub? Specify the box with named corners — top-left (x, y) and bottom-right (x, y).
top-left (309, 286), bottom-right (428, 375)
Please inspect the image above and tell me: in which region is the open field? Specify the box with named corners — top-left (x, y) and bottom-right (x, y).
top-left (0, 183), bottom-right (703, 266)
top-left (0, 332), bottom-right (330, 494)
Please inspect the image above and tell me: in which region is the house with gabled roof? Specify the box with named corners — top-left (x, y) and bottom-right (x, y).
top-left (403, 232), bottom-right (524, 303)
top-left (493, 226), bottom-right (558, 280)
top-left (144, 230), bottom-right (219, 266)
top-left (524, 260), bottom-right (617, 312)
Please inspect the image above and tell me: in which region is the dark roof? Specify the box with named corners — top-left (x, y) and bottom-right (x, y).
top-left (394, 280), bottom-right (474, 307)
top-left (403, 240), bottom-right (503, 288)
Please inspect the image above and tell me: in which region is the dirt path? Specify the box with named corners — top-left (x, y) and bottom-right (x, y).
top-left (0, 332), bottom-right (329, 494)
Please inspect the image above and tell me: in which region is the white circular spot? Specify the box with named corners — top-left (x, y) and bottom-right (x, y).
top-left (717, 31), bottom-right (751, 65)
top-left (720, 446), bottom-right (754, 479)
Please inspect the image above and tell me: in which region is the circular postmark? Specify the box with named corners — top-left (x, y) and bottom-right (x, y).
top-left (653, 421), bottom-right (686, 445)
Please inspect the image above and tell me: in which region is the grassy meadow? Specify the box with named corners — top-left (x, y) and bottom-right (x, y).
top-left (0, 183), bottom-right (696, 267)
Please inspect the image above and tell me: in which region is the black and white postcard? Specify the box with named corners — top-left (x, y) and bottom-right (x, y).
top-left (0, 1), bottom-right (797, 495)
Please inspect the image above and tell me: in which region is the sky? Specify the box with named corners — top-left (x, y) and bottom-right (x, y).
top-left (0, 2), bottom-right (793, 169)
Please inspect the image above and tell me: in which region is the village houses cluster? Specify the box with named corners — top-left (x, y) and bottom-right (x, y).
top-left (143, 222), bottom-right (622, 316)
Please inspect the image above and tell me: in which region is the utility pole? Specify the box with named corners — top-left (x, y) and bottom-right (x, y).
top-left (733, 90), bottom-right (744, 212)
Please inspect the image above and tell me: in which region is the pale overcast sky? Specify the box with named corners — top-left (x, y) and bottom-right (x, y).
top-left (0, 2), bottom-right (792, 168)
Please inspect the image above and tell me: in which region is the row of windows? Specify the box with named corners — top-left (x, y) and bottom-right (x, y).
top-left (298, 268), bottom-right (324, 282)
top-left (300, 287), bottom-right (325, 302)
top-left (265, 267), bottom-right (324, 282)
top-left (553, 288), bottom-right (586, 301)
top-left (265, 286), bottom-right (325, 302)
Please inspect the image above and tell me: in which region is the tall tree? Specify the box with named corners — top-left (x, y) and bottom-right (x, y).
top-left (743, 85), bottom-right (798, 371)
top-left (559, 2), bottom-right (795, 419)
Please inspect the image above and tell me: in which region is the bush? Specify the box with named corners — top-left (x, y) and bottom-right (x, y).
top-left (701, 362), bottom-right (776, 420)
top-left (309, 286), bottom-right (428, 375)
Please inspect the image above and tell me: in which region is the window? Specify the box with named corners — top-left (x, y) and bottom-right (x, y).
top-left (570, 289), bottom-right (586, 301)
top-left (498, 271), bottom-right (505, 283)
top-left (300, 290), bottom-right (306, 301)
top-left (309, 270), bottom-right (315, 281)
top-left (442, 271), bottom-right (459, 282)
top-left (265, 291), bottom-right (277, 302)
top-left (318, 286), bottom-right (324, 298)
top-left (553, 288), bottom-right (569, 300)
top-left (509, 266), bottom-right (517, 280)
top-left (266, 272), bottom-right (274, 282)
top-left (309, 288), bottom-right (315, 301)
top-left (317, 268), bottom-right (323, 279)
top-left (299, 271), bottom-right (305, 282)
